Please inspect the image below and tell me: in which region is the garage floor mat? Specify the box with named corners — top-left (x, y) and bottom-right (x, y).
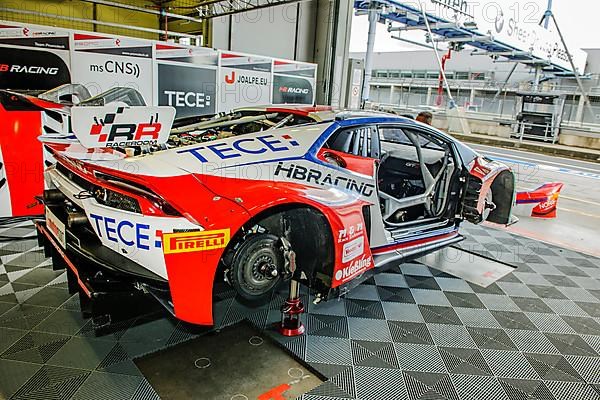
top-left (136, 322), bottom-right (324, 400)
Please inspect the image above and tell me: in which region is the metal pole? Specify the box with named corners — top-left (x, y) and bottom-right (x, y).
top-left (532, 66), bottom-right (542, 92)
top-left (544, 0), bottom-right (553, 29)
top-left (419, 2), bottom-right (456, 108)
top-left (0, 7), bottom-right (199, 39)
top-left (549, 13), bottom-right (595, 121)
top-left (79, 0), bottom-right (205, 24)
top-left (361, 2), bottom-right (378, 108)
top-left (493, 63), bottom-right (517, 102)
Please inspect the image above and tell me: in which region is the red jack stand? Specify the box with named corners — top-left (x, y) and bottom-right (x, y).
top-left (279, 279), bottom-right (305, 336)
top-left (278, 241), bottom-right (305, 336)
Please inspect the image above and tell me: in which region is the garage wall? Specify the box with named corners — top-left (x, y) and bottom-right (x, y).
top-left (211, 1), bottom-right (317, 62)
top-left (0, 0), bottom-right (161, 40)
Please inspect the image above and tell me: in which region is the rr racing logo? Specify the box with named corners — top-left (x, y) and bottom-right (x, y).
top-left (89, 107), bottom-right (162, 147)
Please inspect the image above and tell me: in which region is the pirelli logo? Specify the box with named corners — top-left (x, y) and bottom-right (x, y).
top-left (162, 229), bottom-right (230, 254)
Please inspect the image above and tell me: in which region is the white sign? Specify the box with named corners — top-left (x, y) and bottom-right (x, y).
top-left (71, 105), bottom-right (175, 148)
top-left (218, 51), bottom-right (272, 113)
top-left (71, 33), bottom-right (154, 103)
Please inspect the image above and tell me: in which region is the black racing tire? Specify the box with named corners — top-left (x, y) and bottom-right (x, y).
top-left (230, 233), bottom-right (283, 306)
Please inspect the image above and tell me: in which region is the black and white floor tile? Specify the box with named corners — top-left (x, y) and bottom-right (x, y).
top-left (0, 221), bottom-right (599, 399)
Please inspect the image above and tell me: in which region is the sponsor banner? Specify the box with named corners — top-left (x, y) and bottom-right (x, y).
top-left (157, 62), bottom-right (217, 118)
top-left (272, 60), bottom-right (316, 105)
top-left (0, 47), bottom-right (71, 90)
top-left (71, 105), bottom-right (176, 148)
top-left (71, 33), bottom-right (153, 102)
top-left (155, 43), bottom-right (218, 66)
top-left (0, 23), bottom-right (70, 50)
top-left (0, 21), bottom-right (71, 91)
top-left (163, 229), bottom-right (230, 254)
top-left (218, 51), bottom-right (272, 112)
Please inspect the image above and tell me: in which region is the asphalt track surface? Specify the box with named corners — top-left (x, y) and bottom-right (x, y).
top-left (469, 143), bottom-right (600, 257)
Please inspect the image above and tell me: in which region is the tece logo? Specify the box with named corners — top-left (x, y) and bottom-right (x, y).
top-left (89, 107), bottom-right (161, 147)
top-left (279, 86), bottom-right (309, 94)
top-left (164, 90), bottom-right (211, 108)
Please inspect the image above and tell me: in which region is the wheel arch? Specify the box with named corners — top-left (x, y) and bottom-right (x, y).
top-left (222, 202), bottom-right (337, 294)
top-left (487, 169), bottom-right (516, 224)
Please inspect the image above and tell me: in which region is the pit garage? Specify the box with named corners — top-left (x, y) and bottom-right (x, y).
top-left (1, 1), bottom-right (600, 400)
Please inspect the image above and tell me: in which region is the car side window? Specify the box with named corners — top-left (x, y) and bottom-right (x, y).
top-left (380, 127), bottom-right (411, 145)
top-left (326, 126), bottom-right (376, 158)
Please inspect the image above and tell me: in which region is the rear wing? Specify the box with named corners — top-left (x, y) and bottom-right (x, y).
top-left (70, 104), bottom-right (176, 149)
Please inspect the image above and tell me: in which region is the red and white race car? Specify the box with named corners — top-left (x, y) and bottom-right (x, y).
top-left (30, 87), bottom-right (516, 326)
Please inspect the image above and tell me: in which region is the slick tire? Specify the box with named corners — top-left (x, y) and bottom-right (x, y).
top-left (230, 233), bottom-right (283, 306)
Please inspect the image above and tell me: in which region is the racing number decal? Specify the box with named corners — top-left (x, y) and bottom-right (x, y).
top-left (162, 229), bottom-right (230, 254)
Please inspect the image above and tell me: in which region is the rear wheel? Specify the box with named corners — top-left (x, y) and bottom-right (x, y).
top-left (230, 233), bottom-right (283, 305)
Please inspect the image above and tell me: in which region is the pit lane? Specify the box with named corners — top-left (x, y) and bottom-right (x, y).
top-left (470, 143), bottom-right (600, 257)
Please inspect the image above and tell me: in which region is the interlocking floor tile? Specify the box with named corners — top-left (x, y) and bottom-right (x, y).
top-left (1, 221), bottom-right (599, 399)
top-left (12, 364), bottom-right (90, 400)
top-left (481, 350), bottom-right (540, 379)
top-left (393, 343), bottom-right (446, 373)
top-left (438, 347), bottom-right (493, 376)
top-left (467, 327), bottom-right (518, 351)
top-left (388, 321), bottom-right (433, 345)
top-left (355, 367), bottom-right (408, 400)
top-left (376, 286), bottom-right (415, 303)
top-left (419, 305), bottom-right (462, 325)
top-left (498, 378), bottom-right (556, 400)
top-left (544, 332), bottom-right (599, 357)
top-left (351, 340), bottom-right (399, 369)
top-left (451, 374), bottom-right (509, 400)
top-left (403, 371), bottom-right (459, 400)
top-left (444, 292), bottom-right (486, 309)
top-left (348, 317), bottom-right (392, 342)
top-left (381, 302), bottom-right (424, 322)
top-left (428, 323), bottom-right (477, 348)
top-left (491, 310), bottom-right (538, 331)
top-left (505, 329), bottom-right (560, 354)
top-left (523, 353), bottom-right (584, 382)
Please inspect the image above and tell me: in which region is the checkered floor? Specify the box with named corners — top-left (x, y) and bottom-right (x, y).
top-left (0, 221), bottom-right (599, 400)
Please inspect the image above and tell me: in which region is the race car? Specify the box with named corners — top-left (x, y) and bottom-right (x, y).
top-left (35, 91), bottom-right (515, 327)
top-left (0, 84), bottom-right (333, 217)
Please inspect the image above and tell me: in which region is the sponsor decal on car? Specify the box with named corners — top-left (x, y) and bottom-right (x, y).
top-left (177, 134), bottom-right (300, 163)
top-left (341, 236), bottom-right (364, 263)
top-left (162, 229), bottom-right (230, 254)
top-left (274, 162), bottom-right (375, 197)
top-left (338, 222), bottom-right (364, 243)
top-left (334, 255), bottom-right (372, 283)
top-left (71, 105), bottom-right (175, 148)
top-left (89, 213), bottom-right (163, 250)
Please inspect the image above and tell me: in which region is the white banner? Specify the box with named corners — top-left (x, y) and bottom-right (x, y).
top-left (218, 51), bottom-right (272, 112)
top-left (71, 33), bottom-right (154, 103)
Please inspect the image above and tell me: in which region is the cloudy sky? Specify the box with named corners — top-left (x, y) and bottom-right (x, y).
top-left (349, 0), bottom-right (597, 54)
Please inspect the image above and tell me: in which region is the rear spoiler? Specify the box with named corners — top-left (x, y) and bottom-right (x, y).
top-left (70, 104), bottom-right (176, 149)
top-left (516, 182), bottom-right (564, 218)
